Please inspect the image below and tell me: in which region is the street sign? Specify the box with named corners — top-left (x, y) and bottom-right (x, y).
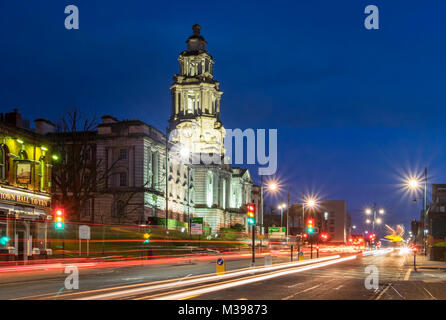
top-left (216, 257), bottom-right (225, 275)
top-left (78, 225), bottom-right (91, 256)
top-left (299, 251), bottom-right (304, 261)
top-left (79, 225), bottom-right (90, 240)
top-left (191, 217), bottom-right (203, 235)
top-left (268, 227), bottom-right (285, 238)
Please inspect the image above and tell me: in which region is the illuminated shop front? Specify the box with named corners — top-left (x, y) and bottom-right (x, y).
top-left (0, 110), bottom-right (53, 260)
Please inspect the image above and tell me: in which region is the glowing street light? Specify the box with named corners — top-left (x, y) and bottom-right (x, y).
top-left (306, 198), bottom-right (316, 208)
top-left (365, 208), bottom-right (372, 215)
top-left (378, 209), bottom-right (385, 215)
top-left (278, 203), bottom-right (286, 228)
top-left (376, 218), bottom-right (382, 224)
top-left (268, 182), bottom-right (278, 192)
top-left (407, 178), bottom-right (421, 190)
top-left (366, 219), bottom-right (371, 224)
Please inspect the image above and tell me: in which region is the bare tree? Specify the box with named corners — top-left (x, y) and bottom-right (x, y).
top-left (50, 110), bottom-right (116, 222)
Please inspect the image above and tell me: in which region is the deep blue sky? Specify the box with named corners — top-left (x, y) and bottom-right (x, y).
top-left (1, 0), bottom-right (445, 234)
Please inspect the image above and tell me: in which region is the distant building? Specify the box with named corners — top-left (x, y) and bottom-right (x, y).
top-left (289, 200), bottom-right (349, 243)
top-left (428, 184), bottom-right (446, 240)
top-left (0, 109), bottom-right (53, 260)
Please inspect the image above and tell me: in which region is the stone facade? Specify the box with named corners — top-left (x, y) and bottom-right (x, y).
top-left (68, 25), bottom-right (254, 233)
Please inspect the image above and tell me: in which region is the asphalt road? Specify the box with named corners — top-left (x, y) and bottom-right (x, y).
top-left (0, 250), bottom-right (310, 300)
top-left (4, 249), bottom-right (446, 300)
top-left (190, 251), bottom-right (446, 300)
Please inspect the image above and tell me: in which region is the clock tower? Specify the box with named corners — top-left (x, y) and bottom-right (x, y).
top-left (169, 24), bottom-right (225, 155)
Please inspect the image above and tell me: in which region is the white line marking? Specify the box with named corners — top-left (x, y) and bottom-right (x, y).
top-left (375, 284), bottom-right (391, 300)
top-left (282, 284), bottom-right (323, 300)
top-left (423, 287), bottom-right (437, 300)
top-left (404, 269), bottom-right (411, 281)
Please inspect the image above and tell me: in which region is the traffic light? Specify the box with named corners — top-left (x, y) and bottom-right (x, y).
top-left (54, 208), bottom-right (64, 230)
top-left (411, 219), bottom-right (419, 236)
top-left (306, 219), bottom-right (314, 234)
top-left (246, 203), bottom-right (256, 226)
top-left (143, 232), bottom-right (150, 244)
top-left (320, 233), bottom-right (328, 241)
top-left (144, 217), bottom-right (153, 244)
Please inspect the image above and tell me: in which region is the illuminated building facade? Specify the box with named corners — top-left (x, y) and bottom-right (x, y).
top-left (0, 109), bottom-right (52, 260)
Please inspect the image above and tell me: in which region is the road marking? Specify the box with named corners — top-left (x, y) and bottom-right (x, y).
top-left (375, 284), bottom-right (391, 300)
top-left (390, 285), bottom-right (404, 299)
top-left (404, 269), bottom-right (411, 281)
top-left (178, 294), bottom-right (199, 300)
top-left (282, 284), bottom-right (323, 300)
top-left (423, 287), bottom-right (437, 300)
top-left (334, 285), bottom-right (344, 290)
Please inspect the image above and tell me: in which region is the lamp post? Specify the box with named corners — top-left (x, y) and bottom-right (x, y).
top-left (406, 169), bottom-right (428, 255)
top-left (365, 204), bottom-right (384, 234)
top-left (261, 180), bottom-right (279, 235)
top-left (278, 203), bottom-right (286, 228)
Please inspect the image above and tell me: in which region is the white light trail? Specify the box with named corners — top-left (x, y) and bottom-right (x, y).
top-left (156, 255), bottom-right (357, 300)
top-left (80, 255), bottom-right (343, 300)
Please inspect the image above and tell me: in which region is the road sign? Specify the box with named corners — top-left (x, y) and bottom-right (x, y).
top-left (268, 227), bottom-right (285, 238)
top-left (216, 257), bottom-right (225, 275)
top-left (79, 225), bottom-right (91, 256)
top-left (79, 225), bottom-right (90, 240)
top-left (191, 217), bottom-right (203, 235)
top-left (299, 251), bottom-right (304, 261)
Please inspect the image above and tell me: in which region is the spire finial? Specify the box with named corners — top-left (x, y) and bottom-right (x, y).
top-left (192, 24), bottom-right (201, 35)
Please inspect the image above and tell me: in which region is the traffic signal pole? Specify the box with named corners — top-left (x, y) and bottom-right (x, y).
top-left (252, 224), bottom-right (255, 264)
top-left (310, 237), bottom-right (313, 259)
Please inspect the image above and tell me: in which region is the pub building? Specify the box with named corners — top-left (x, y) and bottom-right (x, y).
top-left (0, 110), bottom-right (53, 261)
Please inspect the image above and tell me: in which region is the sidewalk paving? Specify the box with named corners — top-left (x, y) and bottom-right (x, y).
top-left (411, 254), bottom-right (446, 270)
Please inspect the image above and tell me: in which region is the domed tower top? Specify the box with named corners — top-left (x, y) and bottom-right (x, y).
top-left (186, 24), bottom-right (207, 53)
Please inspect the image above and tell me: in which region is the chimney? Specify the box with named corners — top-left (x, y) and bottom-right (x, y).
top-left (34, 118), bottom-right (55, 135)
top-left (5, 109), bottom-right (22, 128)
top-left (101, 115), bottom-right (118, 124)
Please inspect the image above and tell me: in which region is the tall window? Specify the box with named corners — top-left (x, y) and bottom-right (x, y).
top-left (222, 179), bottom-right (226, 209)
top-left (187, 93), bottom-right (195, 114)
top-left (38, 156), bottom-right (45, 190)
top-left (119, 148), bottom-right (127, 160)
top-left (206, 171), bottom-right (213, 207)
top-left (119, 172), bottom-right (127, 187)
top-left (0, 145), bottom-right (6, 180)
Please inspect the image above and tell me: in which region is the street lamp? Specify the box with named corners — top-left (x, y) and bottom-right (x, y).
top-left (365, 203), bottom-right (384, 233)
top-left (260, 178), bottom-right (280, 235)
top-left (403, 168), bottom-right (428, 255)
top-left (301, 194), bottom-right (318, 233)
top-left (278, 203), bottom-right (287, 228)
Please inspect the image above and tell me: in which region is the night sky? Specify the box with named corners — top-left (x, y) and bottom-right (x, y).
top-left (1, 0), bottom-right (446, 234)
